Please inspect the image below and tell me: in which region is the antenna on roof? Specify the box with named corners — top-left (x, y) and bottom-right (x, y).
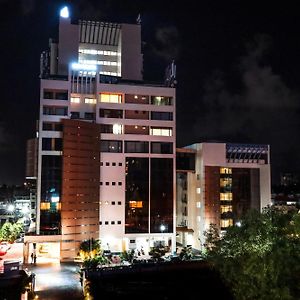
top-left (164, 60), bottom-right (177, 87)
top-left (136, 13), bottom-right (141, 25)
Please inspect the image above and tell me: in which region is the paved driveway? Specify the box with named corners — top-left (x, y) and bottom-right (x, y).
top-left (24, 262), bottom-right (84, 300)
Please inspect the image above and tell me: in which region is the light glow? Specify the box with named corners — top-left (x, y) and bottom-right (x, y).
top-left (60, 6), bottom-right (69, 18)
top-left (160, 224), bottom-right (166, 232)
top-left (7, 204), bottom-right (14, 212)
top-left (71, 63), bottom-right (97, 71)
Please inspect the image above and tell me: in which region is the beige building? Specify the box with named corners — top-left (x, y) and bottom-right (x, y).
top-left (176, 142), bottom-right (271, 251)
top-left (25, 7), bottom-right (176, 262)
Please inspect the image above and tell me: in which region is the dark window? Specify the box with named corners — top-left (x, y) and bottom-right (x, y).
top-left (42, 138), bottom-right (52, 150)
top-left (118, 201), bottom-right (121, 205)
top-left (125, 141), bottom-right (149, 153)
top-left (40, 155), bottom-right (62, 235)
top-left (105, 221), bottom-right (109, 225)
top-left (100, 221), bottom-right (102, 225)
top-left (100, 162), bottom-right (103, 166)
top-left (100, 140), bottom-right (122, 153)
top-left (112, 182), bottom-right (116, 186)
top-left (44, 90), bottom-right (54, 99)
top-left (100, 182), bottom-right (103, 185)
top-left (106, 162), bottom-right (110, 166)
top-left (118, 182), bottom-right (122, 186)
top-left (117, 221), bottom-right (121, 224)
top-left (99, 109), bottom-right (123, 118)
top-left (42, 138), bottom-right (62, 151)
top-left (43, 89), bottom-right (68, 100)
top-left (150, 158), bottom-right (173, 233)
top-left (125, 158), bottom-right (149, 233)
top-left (55, 91), bottom-right (68, 100)
top-left (70, 111), bottom-right (80, 119)
top-left (112, 201), bottom-right (115, 205)
top-left (100, 124), bottom-right (113, 133)
top-left (125, 94), bottom-right (149, 104)
top-left (54, 123), bottom-right (63, 131)
top-left (112, 162), bottom-right (116, 166)
top-left (105, 182), bottom-right (109, 185)
top-left (43, 106), bottom-right (68, 116)
top-left (118, 163), bottom-right (122, 166)
top-left (151, 111), bottom-right (173, 121)
top-left (111, 221), bottom-right (115, 225)
top-left (42, 122), bottom-right (52, 131)
top-left (84, 112), bottom-right (95, 120)
top-left (151, 142), bottom-right (173, 154)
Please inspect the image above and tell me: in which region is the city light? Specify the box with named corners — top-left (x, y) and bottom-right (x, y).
top-left (7, 204), bottom-right (14, 212)
top-left (60, 6), bottom-right (69, 18)
top-left (71, 62), bottom-right (97, 71)
top-left (160, 224), bottom-right (166, 232)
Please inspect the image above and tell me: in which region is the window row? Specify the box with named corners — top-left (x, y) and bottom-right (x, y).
top-left (43, 106), bottom-right (68, 116)
top-left (100, 162), bottom-right (122, 166)
top-left (99, 93), bottom-right (173, 106)
top-left (99, 109), bottom-right (173, 121)
top-left (43, 92), bottom-right (173, 106)
top-left (43, 89), bottom-right (68, 100)
top-left (100, 140), bottom-right (173, 154)
top-left (100, 182), bottom-right (122, 186)
top-left (100, 201), bottom-right (122, 205)
top-left (100, 221), bottom-right (122, 225)
top-left (79, 49), bottom-right (118, 56)
top-left (71, 97), bottom-right (97, 104)
top-left (100, 124), bottom-right (173, 136)
top-left (70, 111), bottom-right (95, 120)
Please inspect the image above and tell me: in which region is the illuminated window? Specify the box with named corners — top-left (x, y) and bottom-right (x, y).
top-left (220, 178), bottom-right (232, 188)
top-left (196, 202), bottom-right (201, 208)
top-left (150, 127), bottom-right (172, 136)
top-left (221, 205), bottom-right (233, 213)
top-left (99, 93), bottom-right (122, 103)
top-left (113, 124), bottom-right (123, 134)
top-left (84, 98), bottom-right (96, 104)
top-left (129, 201), bottom-right (143, 208)
top-left (220, 219), bottom-right (233, 228)
top-left (151, 96), bottom-right (172, 106)
top-left (40, 202), bottom-right (50, 210)
top-left (71, 97), bottom-right (80, 103)
top-left (220, 193), bottom-right (233, 201)
top-left (220, 167), bottom-right (232, 174)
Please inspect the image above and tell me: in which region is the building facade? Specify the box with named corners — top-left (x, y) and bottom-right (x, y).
top-left (176, 143), bottom-right (271, 251)
top-left (27, 7), bottom-right (176, 261)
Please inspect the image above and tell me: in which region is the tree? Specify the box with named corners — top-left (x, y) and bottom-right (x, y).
top-left (78, 238), bottom-right (102, 260)
top-left (204, 206), bottom-right (300, 300)
top-left (0, 221), bottom-right (24, 243)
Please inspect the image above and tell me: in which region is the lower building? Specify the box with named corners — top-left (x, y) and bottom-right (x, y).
top-left (176, 142), bottom-right (271, 251)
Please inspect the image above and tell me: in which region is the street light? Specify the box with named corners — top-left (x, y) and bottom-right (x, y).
top-left (7, 204), bottom-right (14, 213)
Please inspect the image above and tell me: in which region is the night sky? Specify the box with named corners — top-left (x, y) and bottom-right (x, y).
top-left (1, 0), bottom-right (300, 185)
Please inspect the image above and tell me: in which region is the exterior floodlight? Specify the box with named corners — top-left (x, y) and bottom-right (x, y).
top-left (160, 224), bottom-right (166, 232)
top-left (236, 221), bottom-right (242, 227)
top-left (60, 6), bottom-right (69, 18)
top-left (71, 63), bottom-right (97, 71)
top-left (51, 196), bottom-right (60, 203)
top-left (7, 204), bottom-right (14, 212)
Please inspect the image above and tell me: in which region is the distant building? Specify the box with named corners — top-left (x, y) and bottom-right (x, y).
top-left (176, 142), bottom-right (271, 250)
top-left (25, 7), bottom-right (176, 261)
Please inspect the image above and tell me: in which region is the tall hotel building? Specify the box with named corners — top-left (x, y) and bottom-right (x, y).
top-left (176, 143), bottom-right (271, 251)
top-left (26, 7), bottom-right (176, 261)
